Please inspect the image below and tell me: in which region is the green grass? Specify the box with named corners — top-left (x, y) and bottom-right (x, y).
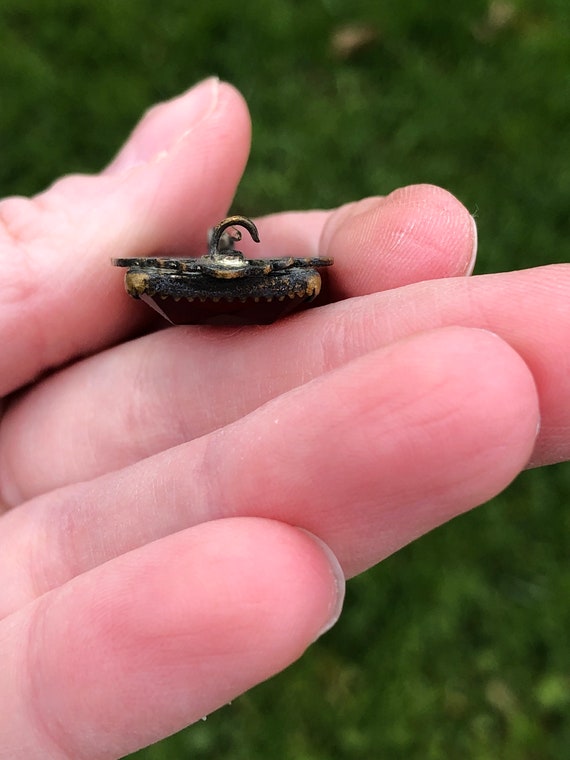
top-left (1, 1), bottom-right (569, 757)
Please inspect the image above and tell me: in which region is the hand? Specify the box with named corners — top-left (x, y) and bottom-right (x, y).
top-left (0, 79), bottom-right (567, 758)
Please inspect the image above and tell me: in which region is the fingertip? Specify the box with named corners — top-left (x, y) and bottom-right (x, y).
top-left (375, 325), bottom-right (541, 519)
top-left (296, 528), bottom-right (345, 640)
top-left (321, 184), bottom-right (477, 297)
top-left (103, 518), bottom-right (343, 665)
top-left (103, 79), bottom-right (252, 256)
top-left (386, 183), bottom-right (477, 276)
top-left (375, 325), bottom-right (540, 485)
top-left (105, 78), bottom-right (251, 176)
top-left (9, 518), bottom-right (342, 758)
top-left (457, 327), bottom-right (540, 463)
top-left (213, 325), bottom-right (540, 578)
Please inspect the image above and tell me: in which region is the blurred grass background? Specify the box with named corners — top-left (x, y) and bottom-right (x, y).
top-left (1, 0), bottom-right (569, 757)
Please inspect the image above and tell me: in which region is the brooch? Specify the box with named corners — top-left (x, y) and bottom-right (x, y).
top-left (112, 215), bottom-right (333, 324)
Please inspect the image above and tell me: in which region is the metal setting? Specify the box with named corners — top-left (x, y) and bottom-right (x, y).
top-left (112, 215), bottom-right (333, 321)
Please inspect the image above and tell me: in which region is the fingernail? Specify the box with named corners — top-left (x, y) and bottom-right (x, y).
top-left (466, 214), bottom-right (478, 275)
top-left (301, 530), bottom-right (346, 641)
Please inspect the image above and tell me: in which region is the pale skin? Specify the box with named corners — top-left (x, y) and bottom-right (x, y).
top-left (0, 77), bottom-right (567, 758)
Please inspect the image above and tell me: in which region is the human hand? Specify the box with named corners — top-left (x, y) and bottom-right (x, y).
top-left (0, 79), bottom-right (567, 758)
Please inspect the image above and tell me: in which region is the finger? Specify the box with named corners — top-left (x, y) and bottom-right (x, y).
top-left (104, 77), bottom-right (225, 175)
top-left (236, 184), bottom-right (477, 293)
top-left (0, 265), bottom-right (561, 503)
top-left (0, 79), bottom-right (251, 396)
top-left (0, 327), bottom-right (538, 614)
top-left (321, 183), bottom-right (477, 297)
top-left (0, 188), bottom-right (477, 499)
top-left (0, 518), bottom-right (343, 759)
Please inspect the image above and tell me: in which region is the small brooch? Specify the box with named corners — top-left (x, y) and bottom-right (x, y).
top-left (112, 215), bottom-right (333, 324)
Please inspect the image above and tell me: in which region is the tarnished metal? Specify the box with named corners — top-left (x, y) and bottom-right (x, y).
top-left (112, 215), bottom-right (333, 323)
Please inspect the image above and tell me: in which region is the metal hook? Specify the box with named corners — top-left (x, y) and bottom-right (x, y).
top-left (208, 215), bottom-right (260, 256)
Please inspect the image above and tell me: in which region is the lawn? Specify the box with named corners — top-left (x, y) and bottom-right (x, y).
top-left (1, 1), bottom-right (569, 758)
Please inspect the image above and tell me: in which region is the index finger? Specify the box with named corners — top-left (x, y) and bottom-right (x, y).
top-left (0, 79), bottom-right (251, 396)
